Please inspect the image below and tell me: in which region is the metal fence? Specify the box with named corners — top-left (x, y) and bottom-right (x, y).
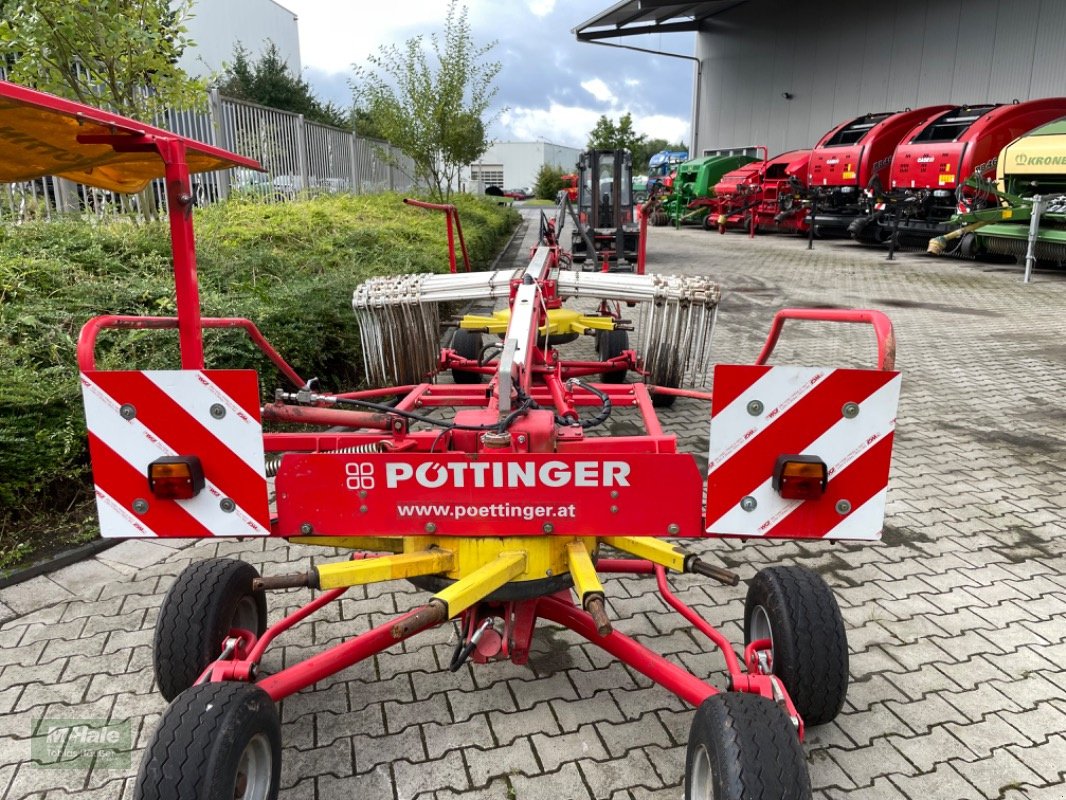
top-left (0, 88), bottom-right (419, 222)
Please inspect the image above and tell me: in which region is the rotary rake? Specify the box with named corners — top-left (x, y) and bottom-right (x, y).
top-left (2, 81), bottom-right (904, 800)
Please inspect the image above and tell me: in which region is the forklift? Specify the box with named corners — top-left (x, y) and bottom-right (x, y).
top-left (570, 149), bottom-right (641, 269)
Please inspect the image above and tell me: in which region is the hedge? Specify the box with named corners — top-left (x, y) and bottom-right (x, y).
top-left (0, 192), bottom-right (518, 541)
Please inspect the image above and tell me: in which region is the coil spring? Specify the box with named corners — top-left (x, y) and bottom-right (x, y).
top-left (265, 442), bottom-right (385, 478)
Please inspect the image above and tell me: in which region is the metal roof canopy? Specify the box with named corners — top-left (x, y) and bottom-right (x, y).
top-left (572, 1), bottom-right (749, 40)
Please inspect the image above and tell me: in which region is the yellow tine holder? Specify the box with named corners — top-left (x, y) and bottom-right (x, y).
top-left (567, 541), bottom-right (611, 636)
top-left (434, 550), bottom-right (527, 617)
top-left (392, 550), bottom-right (528, 639)
top-left (316, 549), bottom-right (455, 590)
top-left (601, 536), bottom-right (688, 573)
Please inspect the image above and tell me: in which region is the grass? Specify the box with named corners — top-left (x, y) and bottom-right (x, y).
top-left (0, 192), bottom-right (519, 575)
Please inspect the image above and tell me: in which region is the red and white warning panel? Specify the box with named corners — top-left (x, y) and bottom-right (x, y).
top-left (80, 370), bottom-right (270, 538)
top-left (706, 365), bottom-right (901, 540)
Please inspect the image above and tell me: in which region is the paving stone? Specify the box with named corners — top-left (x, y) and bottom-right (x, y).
top-left (96, 541), bottom-right (177, 570)
top-left (827, 739), bottom-right (919, 788)
top-left (393, 750), bottom-right (468, 800)
top-left (531, 723), bottom-right (607, 772)
top-left (887, 762), bottom-right (983, 799)
top-left (509, 762), bottom-right (592, 800)
top-left (486, 701), bottom-right (557, 747)
top-left (0, 577), bottom-right (76, 617)
top-left (465, 737), bottom-right (538, 787)
top-left (595, 714), bottom-right (671, 759)
top-left (384, 692), bottom-right (452, 735)
top-left (318, 764), bottom-right (393, 799)
top-left (579, 747), bottom-right (663, 798)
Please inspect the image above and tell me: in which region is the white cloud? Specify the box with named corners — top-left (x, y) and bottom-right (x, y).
top-left (497, 103), bottom-right (603, 148)
top-left (624, 78), bottom-right (641, 88)
top-left (526, 0), bottom-right (556, 17)
top-left (495, 105), bottom-right (690, 150)
top-left (633, 113), bottom-right (691, 145)
top-left (580, 78), bottom-right (616, 104)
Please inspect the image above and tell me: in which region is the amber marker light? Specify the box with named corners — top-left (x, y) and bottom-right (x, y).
top-left (148, 456), bottom-right (205, 500)
top-left (772, 455), bottom-right (828, 500)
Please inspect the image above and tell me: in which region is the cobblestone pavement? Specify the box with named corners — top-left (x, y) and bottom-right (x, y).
top-left (2, 209), bottom-right (1065, 799)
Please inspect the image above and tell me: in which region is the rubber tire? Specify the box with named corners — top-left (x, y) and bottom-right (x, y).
top-left (744, 566), bottom-right (848, 726)
top-left (153, 558), bottom-right (267, 703)
top-left (596, 329), bottom-right (629, 383)
top-left (649, 343), bottom-right (680, 408)
top-left (134, 682), bottom-right (281, 800)
top-left (450, 328), bottom-right (485, 384)
top-left (685, 692), bottom-right (811, 800)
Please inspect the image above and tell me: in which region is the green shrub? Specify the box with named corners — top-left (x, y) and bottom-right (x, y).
top-left (533, 164), bottom-right (568, 201)
top-left (0, 193), bottom-right (518, 543)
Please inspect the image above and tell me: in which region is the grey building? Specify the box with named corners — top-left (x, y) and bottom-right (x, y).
top-left (576, 0), bottom-right (1066, 156)
top-left (177, 0), bottom-right (301, 78)
top-left (465, 141), bottom-right (583, 193)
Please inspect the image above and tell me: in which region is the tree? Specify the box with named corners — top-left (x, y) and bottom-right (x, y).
top-left (352, 1), bottom-right (501, 201)
top-left (533, 164), bottom-right (567, 201)
top-left (218, 42), bottom-right (348, 128)
top-left (586, 112), bottom-right (647, 155)
top-left (0, 0), bottom-right (204, 119)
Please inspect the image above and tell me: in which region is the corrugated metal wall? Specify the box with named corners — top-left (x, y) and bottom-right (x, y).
top-left (695, 0), bottom-right (1066, 154)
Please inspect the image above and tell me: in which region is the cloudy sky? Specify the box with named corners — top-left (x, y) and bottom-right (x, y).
top-left (278, 0), bottom-right (696, 149)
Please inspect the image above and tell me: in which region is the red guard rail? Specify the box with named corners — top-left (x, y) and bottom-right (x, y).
top-left (77, 315), bottom-right (306, 387)
top-left (754, 308), bottom-right (896, 371)
top-left (403, 198), bottom-right (471, 273)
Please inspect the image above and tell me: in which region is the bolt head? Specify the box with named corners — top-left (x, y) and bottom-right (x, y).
top-left (132, 498), bottom-right (149, 514)
top-left (542, 523), bottom-right (554, 534)
top-left (425, 522), bottom-right (437, 534)
top-left (667, 523), bottom-right (680, 535)
top-left (842, 402), bottom-right (860, 419)
top-left (219, 498), bottom-right (236, 513)
top-left (119, 403), bottom-right (137, 420)
top-left (746, 399), bottom-right (764, 416)
top-left (360, 505), bottom-right (368, 514)
top-left (835, 499), bottom-right (852, 515)
top-left (610, 505), bottom-right (618, 514)
top-left (209, 403), bottom-right (227, 420)
top-left (740, 496), bottom-right (758, 512)
top-left (299, 522), bottom-right (314, 535)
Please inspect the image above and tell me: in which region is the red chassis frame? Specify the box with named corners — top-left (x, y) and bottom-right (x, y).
top-left (7, 73), bottom-right (892, 743)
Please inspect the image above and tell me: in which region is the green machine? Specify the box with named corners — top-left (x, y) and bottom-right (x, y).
top-left (664, 148), bottom-right (761, 226)
top-left (930, 118), bottom-right (1066, 274)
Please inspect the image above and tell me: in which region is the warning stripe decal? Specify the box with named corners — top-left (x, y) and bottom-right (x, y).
top-left (89, 371), bottom-right (265, 518)
top-left (708, 370), bottom-right (897, 516)
top-left (82, 372), bottom-right (269, 538)
top-left (706, 365), bottom-right (901, 539)
top-left (89, 432), bottom-right (216, 538)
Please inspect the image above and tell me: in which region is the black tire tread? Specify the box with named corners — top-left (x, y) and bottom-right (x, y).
top-left (686, 692), bottom-right (811, 800)
top-left (153, 558), bottom-right (266, 703)
top-left (450, 328), bottom-right (485, 384)
top-left (744, 565), bottom-right (848, 725)
top-left (597, 329), bottom-right (629, 383)
top-left (134, 682), bottom-right (280, 800)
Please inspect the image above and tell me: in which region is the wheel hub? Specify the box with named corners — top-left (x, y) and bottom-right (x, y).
top-left (234, 732), bottom-right (272, 800)
top-left (689, 742), bottom-right (713, 799)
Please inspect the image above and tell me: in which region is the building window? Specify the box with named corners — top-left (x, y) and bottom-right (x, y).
top-left (471, 165), bottom-right (504, 187)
